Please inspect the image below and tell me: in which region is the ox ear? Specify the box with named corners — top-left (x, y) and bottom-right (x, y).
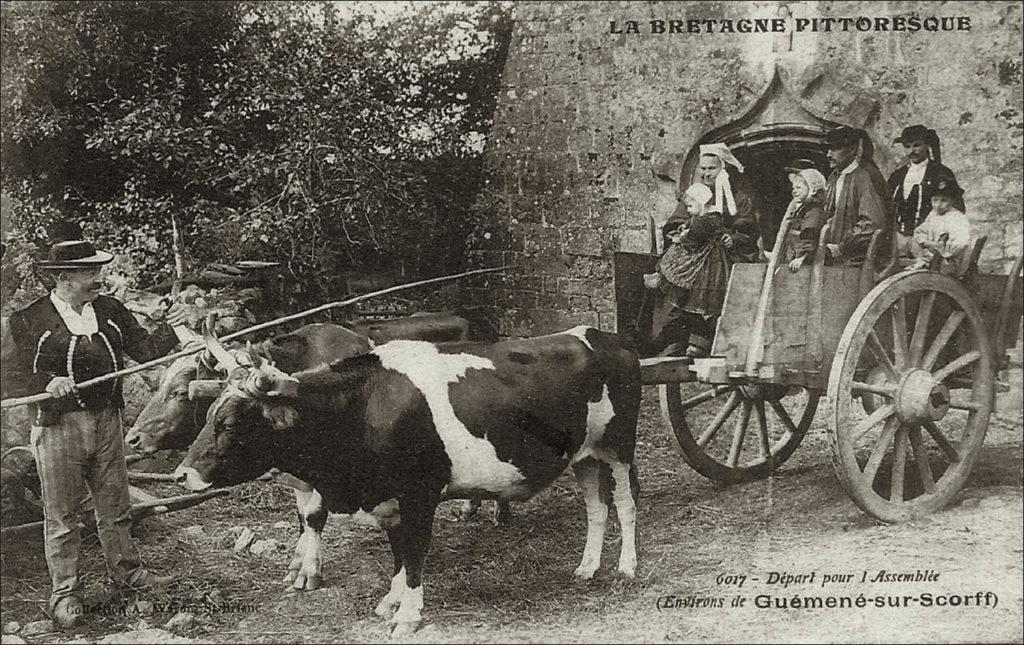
top-left (245, 341), bottom-right (264, 369)
top-left (189, 379), bottom-right (227, 400)
top-left (262, 403), bottom-right (299, 431)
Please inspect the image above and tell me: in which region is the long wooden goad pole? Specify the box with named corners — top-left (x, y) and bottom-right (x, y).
top-left (0, 266), bottom-right (511, 410)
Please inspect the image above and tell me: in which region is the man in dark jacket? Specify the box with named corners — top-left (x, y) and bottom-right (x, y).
top-left (887, 124), bottom-right (963, 254)
top-left (822, 127), bottom-right (892, 265)
top-left (2, 239), bottom-right (187, 628)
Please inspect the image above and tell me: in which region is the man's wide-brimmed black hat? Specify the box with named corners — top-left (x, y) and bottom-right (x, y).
top-left (932, 178), bottom-right (964, 200)
top-left (893, 124), bottom-right (932, 145)
top-left (36, 240), bottom-right (114, 270)
top-left (824, 126), bottom-right (861, 149)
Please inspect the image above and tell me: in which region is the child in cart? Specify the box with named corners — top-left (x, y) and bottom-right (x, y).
top-left (907, 178), bottom-right (971, 274)
top-left (782, 168), bottom-right (829, 271)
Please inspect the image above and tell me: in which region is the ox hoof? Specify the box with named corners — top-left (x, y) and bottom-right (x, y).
top-left (390, 619), bottom-right (421, 638)
top-left (573, 564), bottom-right (598, 580)
top-left (291, 572), bottom-right (322, 591)
top-left (374, 598), bottom-right (398, 618)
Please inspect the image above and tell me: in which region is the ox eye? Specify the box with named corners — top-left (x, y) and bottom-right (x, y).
top-left (214, 419), bottom-right (234, 435)
top-left (173, 391), bottom-right (189, 401)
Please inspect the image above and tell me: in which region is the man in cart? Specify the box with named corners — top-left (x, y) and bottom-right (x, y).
top-left (821, 126), bottom-right (893, 265)
top-left (886, 124), bottom-right (964, 257)
top-left (1, 238), bottom-right (187, 629)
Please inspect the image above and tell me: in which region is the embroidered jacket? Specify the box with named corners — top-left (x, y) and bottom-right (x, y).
top-left (4, 294), bottom-right (177, 426)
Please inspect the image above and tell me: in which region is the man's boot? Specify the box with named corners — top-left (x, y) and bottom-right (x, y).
top-left (53, 595), bottom-right (85, 629)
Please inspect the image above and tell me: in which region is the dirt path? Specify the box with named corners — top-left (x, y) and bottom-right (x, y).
top-left (208, 399), bottom-right (1024, 644)
top-left (3, 395), bottom-right (1021, 644)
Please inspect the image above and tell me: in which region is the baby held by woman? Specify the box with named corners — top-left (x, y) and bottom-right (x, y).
top-left (645, 183), bottom-right (730, 357)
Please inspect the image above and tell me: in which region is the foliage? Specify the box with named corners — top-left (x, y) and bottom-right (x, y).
top-left (1, 0), bottom-right (513, 309)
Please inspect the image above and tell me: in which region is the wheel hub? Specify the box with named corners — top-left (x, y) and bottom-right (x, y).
top-left (896, 369), bottom-right (950, 423)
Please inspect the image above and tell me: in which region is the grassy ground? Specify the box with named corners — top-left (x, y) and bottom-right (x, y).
top-left (1, 389), bottom-right (1021, 643)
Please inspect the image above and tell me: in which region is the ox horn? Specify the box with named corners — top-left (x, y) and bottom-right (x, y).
top-left (202, 313), bottom-right (240, 372)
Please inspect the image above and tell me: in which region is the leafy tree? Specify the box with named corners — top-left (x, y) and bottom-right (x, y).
top-left (1, 0), bottom-right (512, 310)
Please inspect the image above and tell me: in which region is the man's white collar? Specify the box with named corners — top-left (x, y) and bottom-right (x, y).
top-left (50, 291), bottom-right (99, 336)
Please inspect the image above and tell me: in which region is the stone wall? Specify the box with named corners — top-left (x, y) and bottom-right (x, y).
top-left (465, 0), bottom-right (1023, 338)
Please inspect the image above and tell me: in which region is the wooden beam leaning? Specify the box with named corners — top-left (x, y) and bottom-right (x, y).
top-left (809, 224), bottom-right (832, 367)
top-left (745, 212), bottom-right (796, 376)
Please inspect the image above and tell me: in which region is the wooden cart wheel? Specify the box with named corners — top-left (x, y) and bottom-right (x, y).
top-left (827, 271), bottom-right (994, 522)
top-left (660, 381), bottom-right (820, 483)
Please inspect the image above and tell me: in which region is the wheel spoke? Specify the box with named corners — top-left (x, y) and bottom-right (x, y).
top-left (851, 403), bottom-right (896, 445)
top-left (681, 385), bottom-right (733, 410)
top-left (891, 298), bottom-right (909, 370)
top-left (922, 419), bottom-right (960, 463)
top-left (697, 391), bottom-right (741, 448)
top-left (862, 417), bottom-right (899, 485)
top-left (755, 400), bottom-right (770, 461)
top-left (851, 381), bottom-right (896, 397)
top-left (865, 330), bottom-right (899, 380)
top-left (933, 351), bottom-right (981, 383)
top-left (768, 400), bottom-right (798, 435)
top-left (908, 292), bottom-right (936, 367)
top-left (921, 310), bottom-right (965, 372)
top-left (727, 399), bottom-right (753, 468)
top-left (891, 426), bottom-right (908, 502)
top-left (907, 425), bottom-right (936, 494)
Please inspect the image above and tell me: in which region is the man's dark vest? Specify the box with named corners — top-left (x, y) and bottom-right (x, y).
top-left (6, 295), bottom-right (176, 425)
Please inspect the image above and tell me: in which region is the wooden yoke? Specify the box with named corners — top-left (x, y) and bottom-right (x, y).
top-left (744, 211), bottom-right (796, 376)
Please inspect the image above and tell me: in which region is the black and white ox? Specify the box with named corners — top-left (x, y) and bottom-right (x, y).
top-left (174, 326), bottom-right (641, 636)
top-left (127, 313), bottom-right (503, 591)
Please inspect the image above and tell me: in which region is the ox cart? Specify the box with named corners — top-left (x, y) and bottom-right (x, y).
top-left (617, 225), bottom-right (1023, 522)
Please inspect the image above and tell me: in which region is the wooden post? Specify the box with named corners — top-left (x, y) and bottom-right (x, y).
top-left (745, 212), bottom-right (796, 376)
top-left (809, 224), bottom-right (832, 367)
